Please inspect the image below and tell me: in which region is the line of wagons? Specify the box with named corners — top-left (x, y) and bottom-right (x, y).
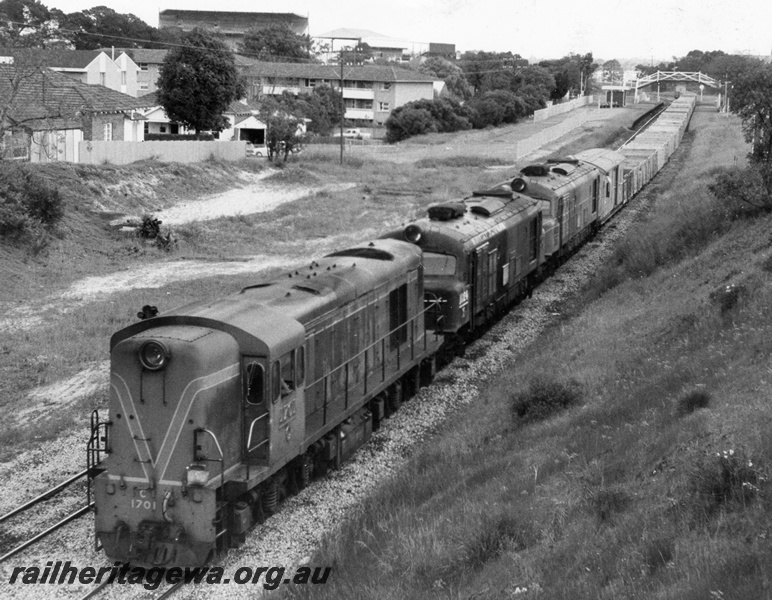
top-left (87, 95), bottom-right (696, 568)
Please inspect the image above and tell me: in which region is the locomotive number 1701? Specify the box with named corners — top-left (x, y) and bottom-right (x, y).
top-left (132, 488), bottom-right (156, 511)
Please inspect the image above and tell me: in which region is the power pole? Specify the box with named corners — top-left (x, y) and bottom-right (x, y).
top-left (339, 54), bottom-right (344, 164)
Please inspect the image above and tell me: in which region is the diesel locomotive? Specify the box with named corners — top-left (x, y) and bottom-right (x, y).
top-left (89, 239), bottom-right (441, 566)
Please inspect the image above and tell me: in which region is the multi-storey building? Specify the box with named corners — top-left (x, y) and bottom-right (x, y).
top-left (158, 10), bottom-right (308, 51)
top-left (244, 62), bottom-right (437, 125)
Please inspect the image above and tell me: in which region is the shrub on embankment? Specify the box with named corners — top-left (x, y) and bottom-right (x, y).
top-left (0, 162), bottom-right (63, 249)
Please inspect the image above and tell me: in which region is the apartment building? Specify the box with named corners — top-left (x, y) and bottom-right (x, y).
top-left (243, 61), bottom-right (437, 125)
top-left (158, 10), bottom-right (308, 51)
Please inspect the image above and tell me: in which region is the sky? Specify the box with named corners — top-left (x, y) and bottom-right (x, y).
top-left (43, 0), bottom-right (772, 63)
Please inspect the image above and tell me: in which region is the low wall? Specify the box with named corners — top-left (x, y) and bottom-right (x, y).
top-left (515, 112), bottom-right (591, 159)
top-left (78, 140), bottom-right (247, 165)
top-left (533, 95), bottom-right (594, 122)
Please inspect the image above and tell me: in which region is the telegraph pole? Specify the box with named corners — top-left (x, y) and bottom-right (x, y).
top-left (339, 55), bottom-right (344, 164)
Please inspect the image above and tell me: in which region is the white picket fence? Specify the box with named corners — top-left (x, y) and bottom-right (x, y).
top-left (78, 140), bottom-right (247, 165)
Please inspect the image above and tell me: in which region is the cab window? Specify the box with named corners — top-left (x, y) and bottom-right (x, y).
top-left (296, 346), bottom-right (305, 387)
top-left (423, 252), bottom-right (457, 276)
top-left (245, 361), bottom-right (264, 405)
top-left (271, 361), bottom-right (280, 402)
top-left (280, 350), bottom-right (295, 397)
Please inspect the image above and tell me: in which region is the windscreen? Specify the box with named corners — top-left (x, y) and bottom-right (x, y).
top-left (423, 252), bottom-right (457, 277)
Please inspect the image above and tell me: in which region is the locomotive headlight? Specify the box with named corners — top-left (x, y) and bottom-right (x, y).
top-left (511, 177), bottom-right (527, 193)
top-left (404, 224), bottom-right (422, 244)
top-left (139, 340), bottom-right (170, 371)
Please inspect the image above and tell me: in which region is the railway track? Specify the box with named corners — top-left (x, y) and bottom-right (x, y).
top-left (0, 469), bottom-right (91, 564)
top-left (78, 580), bottom-right (184, 600)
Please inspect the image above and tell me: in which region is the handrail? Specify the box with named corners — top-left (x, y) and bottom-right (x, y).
top-left (305, 300), bottom-right (438, 390)
top-left (246, 414), bottom-right (270, 453)
top-left (194, 428), bottom-right (226, 490)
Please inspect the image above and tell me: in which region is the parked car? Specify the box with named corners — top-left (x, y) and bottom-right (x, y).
top-left (333, 128), bottom-right (372, 140)
top-left (245, 142), bottom-right (266, 157)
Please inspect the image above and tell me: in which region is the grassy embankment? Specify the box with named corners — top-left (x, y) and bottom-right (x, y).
top-left (277, 109), bottom-right (772, 600)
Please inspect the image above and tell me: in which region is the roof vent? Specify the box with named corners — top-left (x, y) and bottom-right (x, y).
top-left (471, 184), bottom-right (513, 198)
top-left (326, 248), bottom-right (394, 261)
top-left (468, 197), bottom-right (506, 217)
top-left (550, 163), bottom-right (577, 176)
top-left (520, 164), bottom-right (550, 177)
top-left (547, 156), bottom-right (579, 165)
top-left (428, 202), bottom-right (466, 221)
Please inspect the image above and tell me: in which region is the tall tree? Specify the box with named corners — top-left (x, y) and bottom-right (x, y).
top-left (729, 61), bottom-right (772, 163)
top-left (239, 24), bottom-right (312, 63)
top-left (258, 96), bottom-right (303, 162)
top-left (339, 41), bottom-right (372, 66)
top-left (601, 59), bottom-right (623, 84)
top-left (418, 56), bottom-right (472, 101)
top-left (459, 51), bottom-right (517, 94)
top-left (59, 6), bottom-right (163, 50)
top-left (0, 0), bottom-right (61, 47)
top-left (157, 28), bottom-right (246, 135)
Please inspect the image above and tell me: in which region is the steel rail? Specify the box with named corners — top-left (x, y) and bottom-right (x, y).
top-left (0, 469), bottom-right (88, 524)
top-left (77, 574), bottom-right (185, 600)
top-left (0, 502), bottom-right (93, 564)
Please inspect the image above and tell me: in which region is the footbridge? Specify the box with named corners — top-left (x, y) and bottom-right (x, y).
top-left (632, 71), bottom-right (724, 104)
top-left (635, 71), bottom-right (721, 90)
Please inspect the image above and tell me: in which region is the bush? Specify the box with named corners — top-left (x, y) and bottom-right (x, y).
top-left (511, 376), bottom-right (583, 424)
top-left (709, 163), bottom-right (772, 218)
top-left (385, 97), bottom-right (472, 142)
top-left (689, 449), bottom-right (764, 520)
top-left (385, 106), bottom-right (437, 142)
top-left (0, 163), bottom-right (63, 243)
top-left (676, 389), bottom-right (711, 417)
top-left (135, 214), bottom-right (177, 252)
top-left (587, 485), bottom-right (631, 525)
top-left (468, 90), bottom-right (527, 128)
top-left (468, 97), bottom-right (505, 128)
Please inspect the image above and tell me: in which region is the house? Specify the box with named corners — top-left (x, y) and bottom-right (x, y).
top-left (135, 92), bottom-right (192, 137)
top-left (243, 61), bottom-right (437, 126)
top-left (102, 48), bottom-right (256, 97)
top-left (158, 10), bottom-right (308, 51)
top-left (218, 101), bottom-right (267, 145)
top-left (1, 64), bottom-right (152, 162)
top-left (0, 48), bottom-right (140, 97)
top-left (103, 48), bottom-right (162, 96)
top-left (134, 93), bottom-right (267, 144)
